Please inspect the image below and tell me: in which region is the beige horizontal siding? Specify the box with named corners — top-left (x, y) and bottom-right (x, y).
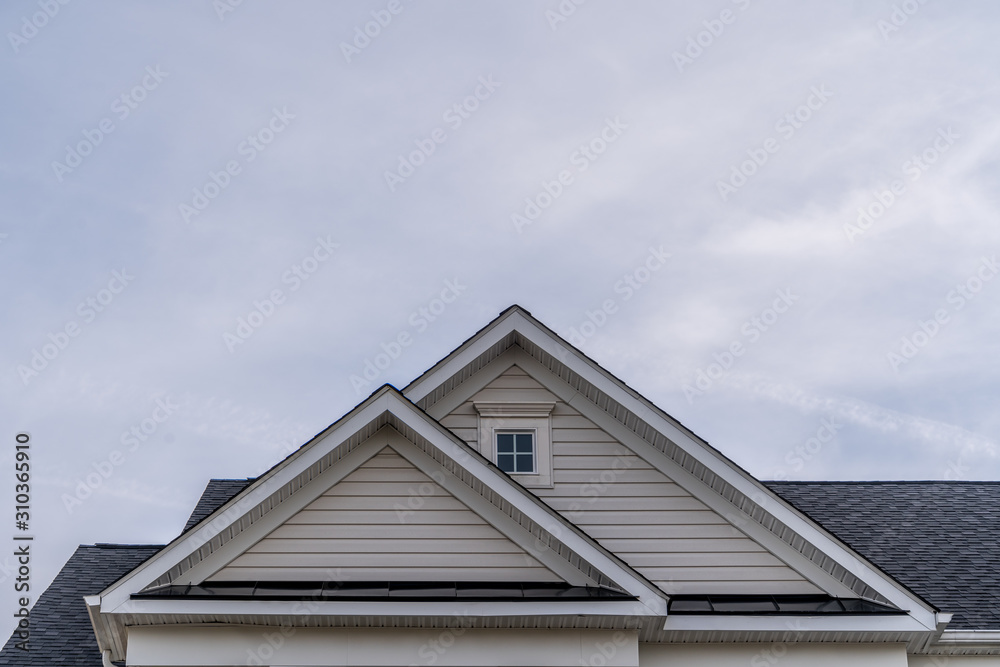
top-left (209, 567), bottom-right (549, 582)
top-left (450, 366), bottom-right (822, 595)
top-left (209, 448), bottom-right (559, 583)
top-left (264, 524), bottom-right (506, 540)
top-left (249, 538), bottom-right (525, 554)
top-left (661, 580), bottom-right (828, 595)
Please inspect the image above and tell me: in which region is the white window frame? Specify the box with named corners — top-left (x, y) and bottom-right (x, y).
top-left (474, 402), bottom-right (555, 488)
top-left (495, 429), bottom-right (537, 474)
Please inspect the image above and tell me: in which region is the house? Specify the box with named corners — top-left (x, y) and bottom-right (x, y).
top-left (3, 305), bottom-right (998, 666)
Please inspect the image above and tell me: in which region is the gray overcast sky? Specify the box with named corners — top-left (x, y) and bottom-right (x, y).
top-left (1, 0), bottom-right (998, 638)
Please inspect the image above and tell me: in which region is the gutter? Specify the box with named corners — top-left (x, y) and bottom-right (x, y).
top-left (936, 630), bottom-right (1000, 646)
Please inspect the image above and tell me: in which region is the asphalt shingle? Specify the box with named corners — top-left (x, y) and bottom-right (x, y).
top-left (0, 544), bottom-right (161, 666)
top-left (181, 477), bottom-right (254, 532)
top-left (766, 481), bottom-right (1000, 630)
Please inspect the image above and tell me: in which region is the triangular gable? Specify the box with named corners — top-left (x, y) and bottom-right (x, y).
top-left (403, 306), bottom-right (941, 631)
top-left (446, 365), bottom-right (823, 596)
top-left (95, 386), bottom-right (668, 619)
top-left (210, 446), bottom-right (563, 583)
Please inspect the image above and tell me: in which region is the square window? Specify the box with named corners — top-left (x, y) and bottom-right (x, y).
top-left (475, 400), bottom-right (554, 488)
top-left (496, 431), bottom-right (535, 474)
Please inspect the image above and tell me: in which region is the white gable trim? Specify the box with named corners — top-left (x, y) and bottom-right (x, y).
top-left (428, 346), bottom-right (860, 600)
top-left (380, 392), bottom-right (667, 615)
top-left (98, 386), bottom-right (667, 618)
top-left (98, 391), bottom-right (398, 613)
top-left (403, 308), bottom-right (939, 630)
top-left (167, 426), bottom-right (583, 586)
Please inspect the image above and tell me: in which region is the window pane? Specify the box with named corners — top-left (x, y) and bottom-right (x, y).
top-left (496, 432), bottom-right (535, 473)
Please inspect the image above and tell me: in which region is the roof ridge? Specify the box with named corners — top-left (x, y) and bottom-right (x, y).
top-left (765, 480), bottom-right (1000, 485)
top-left (90, 543), bottom-right (166, 549)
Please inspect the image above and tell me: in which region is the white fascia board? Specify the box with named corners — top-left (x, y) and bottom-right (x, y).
top-left (99, 389), bottom-right (398, 612)
top-left (171, 432), bottom-right (390, 586)
top-left (423, 347), bottom-right (520, 419)
top-left (404, 308), bottom-right (524, 402)
top-left (402, 312), bottom-right (937, 626)
top-left (662, 614), bottom-right (933, 633)
top-left (109, 597), bottom-right (654, 618)
top-left (383, 393), bottom-right (668, 616)
top-left (506, 349), bottom-right (859, 600)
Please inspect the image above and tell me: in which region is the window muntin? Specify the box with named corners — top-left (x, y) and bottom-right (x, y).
top-left (496, 431), bottom-right (535, 474)
top-left (474, 400), bottom-right (554, 488)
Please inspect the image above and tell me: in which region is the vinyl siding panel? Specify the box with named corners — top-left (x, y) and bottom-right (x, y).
top-left (209, 448), bottom-right (560, 583)
top-left (451, 366), bottom-right (821, 595)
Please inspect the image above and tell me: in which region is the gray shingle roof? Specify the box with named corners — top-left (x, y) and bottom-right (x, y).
top-left (766, 481), bottom-right (1000, 630)
top-left (0, 544), bottom-right (162, 666)
top-left (181, 478), bottom-right (255, 532)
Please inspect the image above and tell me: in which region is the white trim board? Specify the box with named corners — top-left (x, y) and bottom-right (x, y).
top-left (97, 388), bottom-right (667, 618)
top-left (402, 307), bottom-right (939, 630)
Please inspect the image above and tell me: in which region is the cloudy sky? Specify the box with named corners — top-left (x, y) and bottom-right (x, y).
top-left (1, 0), bottom-right (998, 634)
